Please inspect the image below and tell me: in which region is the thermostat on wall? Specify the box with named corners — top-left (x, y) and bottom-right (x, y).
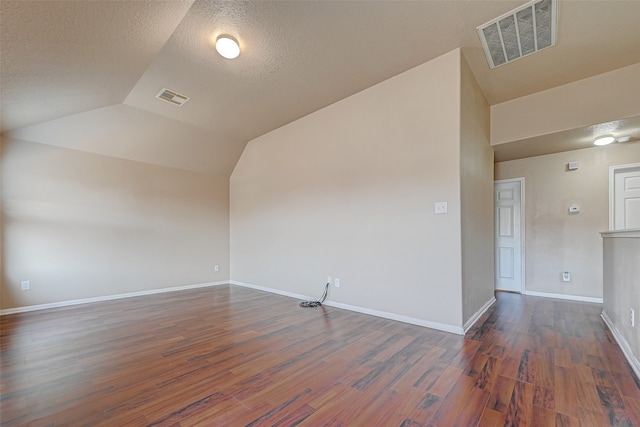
top-left (568, 161), bottom-right (579, 170)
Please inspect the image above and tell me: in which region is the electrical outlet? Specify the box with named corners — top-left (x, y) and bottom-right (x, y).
top-left (562, 272), bottom-right (571, 282)
top-left (327, 276), bottom-right (332, 285)
top-left (21, 280), bottom-right (30, 291)
top-left (334, 278), bottom-right (340, 288)
top-left (214, 265), bottom-right (219, 272)
top-left (631, 308), bottom-right (635, 327)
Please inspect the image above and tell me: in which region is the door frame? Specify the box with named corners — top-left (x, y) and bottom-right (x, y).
top-left (494, 177), bottom-right (526, 293)
top-left (609, 163), bottom-right (640, 230)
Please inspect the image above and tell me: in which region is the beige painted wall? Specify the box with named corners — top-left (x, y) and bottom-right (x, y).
top-left (460, 55), bottom-right (494, 324)
top-left (231, 50), bottom-right (465, 328)
top-left (491, 63), bottom-right (640, 145)
top-left (495, 142), bottom-right (640, 299)
top-left (602, 230), bottom-right (640, 375)
top-left (1, 138), bottom-right (229, 310)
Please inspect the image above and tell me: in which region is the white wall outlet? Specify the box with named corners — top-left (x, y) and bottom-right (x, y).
top-left (435, 202), bottom-right (448, 214)
top-left (327, 276), bottom-right (332, 285)
top-left (334, 278), bottom-right (340, 288)
top-left (214, 265), bottom-right (219, 272)
top-left (21, 280), bottom-right (30, 291)
top-left (631, 308), bottom-right (635, 327)
top-left (562, 272), bottom-right (571, 282)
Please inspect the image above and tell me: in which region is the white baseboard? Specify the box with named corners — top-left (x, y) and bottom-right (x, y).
top-left (601, 311), bottom-right (640, 381)
top-left (229, 280), bottom-right (465, 335)
top-left (463, 296), bottom-right (496, 333)
top-left (0, 281), bottom-right (228, 315)
top-left (228, 280), bottom-right (314, 302)
top-left (524, 290), bottom-right (603, 304)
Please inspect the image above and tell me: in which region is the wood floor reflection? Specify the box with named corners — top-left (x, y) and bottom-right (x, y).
top-left (1, 286), bottom-right (639, 426)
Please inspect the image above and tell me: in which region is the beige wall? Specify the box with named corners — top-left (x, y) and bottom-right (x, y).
top-left (460, 55), bottom-right (494, 324)
top-left (1, 138), bottom-right (229, 310)
top-left (231, 50), bottom-right (467, 328)
top-left (495, 142), bottom-right (640, 299)
top-left (602, 230), bottom-right (640, 377)
top-left (491, 63), bottom-right (640, 145)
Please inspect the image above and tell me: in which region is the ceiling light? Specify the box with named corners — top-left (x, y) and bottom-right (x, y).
top-left (594, 135), bottom-right (616, 146)
top-left (216, 35), bottom-right (240, 59)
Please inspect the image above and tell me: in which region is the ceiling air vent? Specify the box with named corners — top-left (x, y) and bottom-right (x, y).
top-left (477, 0), bottom-right (557, 69)
top-left (155, 88), bottom-right (190, 106)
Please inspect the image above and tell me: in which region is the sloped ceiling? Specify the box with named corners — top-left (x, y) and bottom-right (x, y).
top-left (0, 0), bottom-right (194, 133)
top-left (2, 0), bottom-right (640, 174)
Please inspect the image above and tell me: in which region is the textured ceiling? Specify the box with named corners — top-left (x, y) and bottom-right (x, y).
top-left (2, 0), bottom-right (640, 173)
top-left (0, 0), bottom-right (194, 133)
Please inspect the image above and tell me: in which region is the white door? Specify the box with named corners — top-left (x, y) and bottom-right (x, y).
top-left (612, 164), bottom-right (640, 230)
top-left (494, 179), bottom-right (524, 293)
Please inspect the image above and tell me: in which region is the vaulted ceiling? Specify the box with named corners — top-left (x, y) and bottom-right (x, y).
top-left (2, 0), bottom-right (639, 175)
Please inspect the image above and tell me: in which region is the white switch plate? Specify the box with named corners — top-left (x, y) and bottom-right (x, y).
top-left (21, 280), bottom-right (30, 291)
top-left (214, 265), bottom-right (219, 272)
top-left (435, 202), bottom-right (448, 214)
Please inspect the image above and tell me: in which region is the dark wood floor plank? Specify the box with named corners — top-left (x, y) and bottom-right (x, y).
top-left (555, 365), bottom-right (581, 419)
top-left (504, 379), bottom-right (535, 426)
top-left (477, 408), bottom-right (506, 426)
top-left (486, 375), bottom-right (517, 413)
top-left (426, 365), bottom-right (464, 398)
top-left (452, 383), bottom-right (490, 427)
top-left (530, 406), bottom-right (557, 427)
top-left (1, 287), bottom-right (639, 426)
top-left (402, 393), bottom-right (442, 426)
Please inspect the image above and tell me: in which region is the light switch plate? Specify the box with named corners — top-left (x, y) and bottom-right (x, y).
top-left (435, 202), bottom-right (448, 214)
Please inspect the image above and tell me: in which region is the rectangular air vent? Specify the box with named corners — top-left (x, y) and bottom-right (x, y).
top-left (478, 0), bottom-right (557, 69)
top-left (155, 88), bottom-right (190, 106)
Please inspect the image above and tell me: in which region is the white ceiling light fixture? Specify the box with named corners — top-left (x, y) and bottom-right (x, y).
top-left (216, 35), bottom-right (240, 59)
top-left (594, 135), bottom-right (616, 146)
top-left (478, 0), bottom-right (558, 69)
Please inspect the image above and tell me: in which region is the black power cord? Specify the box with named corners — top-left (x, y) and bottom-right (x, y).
top-left (299, 282), bottom-right (330, 308)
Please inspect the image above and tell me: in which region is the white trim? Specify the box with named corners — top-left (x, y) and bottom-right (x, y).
top-left (494, 177), bottom-right (526, 294)
top-left (601, 229), bottom-right (640, 238)
top-left (0, 281), bottom-right (228, 315)
top-left (601, 311), bottom-right (640, 381)
top-left (609, 162), bottom-right (640, 230)
top-left (463, 297), bottom-right (496, 333)
top-left (323, 300), bottom-right (464, 335)
top-left (230, 281), bottom-right (465, 335)
top-left (228, 280), bottom-right (313, 302)
top-left (524, 290), bottom-right (603, 304)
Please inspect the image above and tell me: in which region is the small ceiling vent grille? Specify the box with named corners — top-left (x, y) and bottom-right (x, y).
top-left (155, 88), bottom-right (190, 106)
top-left (477, 0), bottom-right (557, 69)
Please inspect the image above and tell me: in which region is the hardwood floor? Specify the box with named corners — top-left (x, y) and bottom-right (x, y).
top-left (1, 285), bottom-right (639, 426)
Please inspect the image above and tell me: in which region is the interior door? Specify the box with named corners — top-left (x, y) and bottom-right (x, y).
top-left (494, 179), bottom-right (523, 293)
top-left (613, 165), bottom-right (640, 230)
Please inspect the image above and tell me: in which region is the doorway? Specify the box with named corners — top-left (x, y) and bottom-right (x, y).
top-left (494, 178), bottom-right (525, 293)
top-left (610, 163), bottom-right (640, 230)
